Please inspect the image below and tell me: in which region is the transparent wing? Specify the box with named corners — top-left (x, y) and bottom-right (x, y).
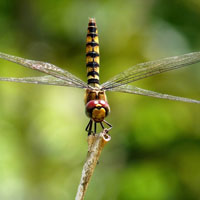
top-left (101, 52), bottom-right (200, 90)
top-left (0, 52), bottom-right (88, 89)
top-left (107, 84), bottom-right (200, 104)
top-left (0, 75), bottom-right (83, 87)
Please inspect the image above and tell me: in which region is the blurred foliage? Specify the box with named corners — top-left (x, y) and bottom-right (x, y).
top-left (0, 0), bottom-right (200, 199)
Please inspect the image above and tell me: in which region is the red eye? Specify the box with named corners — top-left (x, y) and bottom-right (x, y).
top-left (86, 100), bottom-right (98, 110)
top-left (99, 100), bottom-right (110, 112)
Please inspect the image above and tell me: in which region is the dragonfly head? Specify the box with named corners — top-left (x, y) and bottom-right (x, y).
top-left (85, 100), bottom-right (110, 122)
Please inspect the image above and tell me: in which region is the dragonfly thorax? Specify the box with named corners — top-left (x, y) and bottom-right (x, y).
top-left (84, 88), bottom-right (107, 104)
top-left (85, 99), bottom-right (110, 122)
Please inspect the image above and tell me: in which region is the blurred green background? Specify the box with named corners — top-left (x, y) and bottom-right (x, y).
top-left (0, 0), bottom-right (200, 199)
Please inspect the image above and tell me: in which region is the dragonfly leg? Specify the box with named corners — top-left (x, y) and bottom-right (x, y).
top-left (99, 120), bottom-right (112, 133)
top-left (86, 120), bottom-right (112, 134)
top-left (103, 120), bottom-right (112, 132)
top-left (85, 119), bottom-right (91, 131)
top-left (85, 119), bottom-right (93, 135)
top-left (100, 122), bottom-right (104, 129)
top-left (94, 122), bottom-right (97, 134)
top-left (88, 120), bottom-right (93, 135)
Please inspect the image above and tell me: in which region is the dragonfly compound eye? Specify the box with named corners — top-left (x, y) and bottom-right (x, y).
top-left (85, 100), bottom-right (110, 122)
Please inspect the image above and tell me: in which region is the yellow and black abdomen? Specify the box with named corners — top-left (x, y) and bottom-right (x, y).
top-left (86, 18), bottom-right (100, 87)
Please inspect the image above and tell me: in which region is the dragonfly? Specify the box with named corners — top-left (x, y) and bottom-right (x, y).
top-left (0, 18), bottom-right (200, 135)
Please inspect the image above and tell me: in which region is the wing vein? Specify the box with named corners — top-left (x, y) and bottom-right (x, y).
top-left (101, 52), bottom-right (200, 89)
top-left (0, 52), bottom-right (88, 89)
top-left (107, 84), bottom-right (200, 104)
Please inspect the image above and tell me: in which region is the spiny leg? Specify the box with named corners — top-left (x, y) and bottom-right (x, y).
top-left (100, 120), bottom-right (112, 132)
top-left (88, 120), bottom-right (93, 135)
top-left (85, 119), bottom-right (93, 135)
top-left (94, 122), bottom-right (97, 134)
top-left (103, 120), bottom-right (112, 131)
top-left (85, 119), bottom-right (91, 131)
top-left (100, 122), bottom-right (104, 129)
top-left (86, 120), bottom-right (112, 134)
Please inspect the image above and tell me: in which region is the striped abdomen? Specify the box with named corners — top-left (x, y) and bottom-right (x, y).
top-left (86, 18), bottom-right (100, 87)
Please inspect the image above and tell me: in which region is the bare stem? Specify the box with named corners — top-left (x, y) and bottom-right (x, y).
top-left (75, 129), bottom-right (111, 200)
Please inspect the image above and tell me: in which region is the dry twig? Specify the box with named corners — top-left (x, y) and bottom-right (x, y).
top-left (75, 129), bottom-right (111, 200)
